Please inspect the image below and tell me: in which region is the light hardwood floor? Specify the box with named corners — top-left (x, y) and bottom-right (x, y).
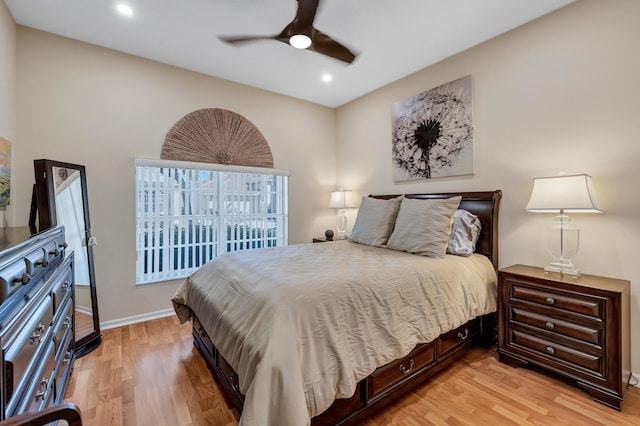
top-left (65, 316), bottom-right (640, 425)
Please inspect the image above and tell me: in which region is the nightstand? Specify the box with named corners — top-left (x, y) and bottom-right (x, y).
top-left (497, 264), bottom-right (630, 410)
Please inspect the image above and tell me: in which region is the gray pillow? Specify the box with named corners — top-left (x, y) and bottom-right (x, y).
top-left (349, 196), bottom-right (403, 246)
top-left (447, 209), bottom-right (482, 256)
top-left (387, 196), bottom-right (462, 257)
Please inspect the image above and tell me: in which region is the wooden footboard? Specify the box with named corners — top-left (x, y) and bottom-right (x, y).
top-left (192, 312), bottom-right (496, 425)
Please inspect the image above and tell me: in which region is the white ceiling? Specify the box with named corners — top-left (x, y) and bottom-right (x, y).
top-left (5, 0), bottom-right (574, 108)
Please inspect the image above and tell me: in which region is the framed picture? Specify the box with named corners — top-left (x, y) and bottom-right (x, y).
top-left (0, 137), bottom-right (11, 206)
top-left (391, 75), bottom-right (473, 182)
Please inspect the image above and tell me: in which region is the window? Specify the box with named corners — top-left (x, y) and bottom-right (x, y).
top-left (135, 159), bottom-right (289, 284)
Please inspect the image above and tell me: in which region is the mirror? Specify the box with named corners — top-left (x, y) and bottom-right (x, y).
top-left (32, 159), bottom-right (101, 357)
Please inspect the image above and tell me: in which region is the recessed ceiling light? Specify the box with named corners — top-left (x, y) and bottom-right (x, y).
top-left (116, 4), bottom-right (133, 16)
top-left (322, 74), bottom-right (333, 83)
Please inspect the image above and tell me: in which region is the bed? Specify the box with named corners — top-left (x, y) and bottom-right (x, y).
top-left (172, 190), bottom-right (501, 426)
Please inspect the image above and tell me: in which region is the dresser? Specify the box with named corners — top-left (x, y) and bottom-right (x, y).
top-left (0, 226), bottom-right (75, 420)
top-left (497, 264), bottom-right (630, 410)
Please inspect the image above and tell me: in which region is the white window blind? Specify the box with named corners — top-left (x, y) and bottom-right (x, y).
top-left (135, 159), bottom-right (289, 284)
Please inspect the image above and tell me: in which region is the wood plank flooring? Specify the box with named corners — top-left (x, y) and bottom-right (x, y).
top-left (65, 316), bottom-right (640, 425)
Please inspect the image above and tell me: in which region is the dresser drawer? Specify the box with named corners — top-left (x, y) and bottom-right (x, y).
top-left (50, 266), bottom-right (73, 314)
top-left (0, 257), bottom-right (29, 305)
top-left (510, 307), bottom-right (602, 346)
top-left (438, 318), bottom-right (481, 359)
top-left (367, 342), bottom-right (435, 398)
top-left (510, 282), bottom-right (603, 318)
top-left (53, 298), bottom-right (73, 356)
top-left (3, 296), bottom-right (54, 413)
top-left (15, 338), bottom-right (56, 416)
top-left (53, 336), bottom-right (74, 404)
top-left (511, 329), bottom-right (603, 377)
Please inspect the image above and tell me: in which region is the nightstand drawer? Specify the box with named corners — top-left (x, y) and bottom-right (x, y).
top-left (510, 307), bottom-right (602, 346)
top-left (509, 282), bottom-right (603, 318)
top-left (512, 329), bottom-right (603, 376)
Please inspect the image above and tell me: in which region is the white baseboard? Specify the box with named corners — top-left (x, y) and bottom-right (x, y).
top-left (100, 308), bottom-right (176, 330)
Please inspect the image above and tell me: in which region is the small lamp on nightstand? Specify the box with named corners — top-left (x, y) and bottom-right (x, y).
top-left (525, 173), bottom-right (603, 276)
top-left (328, 189), bottom-right (356, 239)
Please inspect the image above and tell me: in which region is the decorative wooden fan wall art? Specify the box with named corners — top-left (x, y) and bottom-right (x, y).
top-left (161, 108), bottom-right (274, 168)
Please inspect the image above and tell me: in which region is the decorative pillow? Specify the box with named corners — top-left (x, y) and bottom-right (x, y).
top-left (447, 209), bottom-right (482, 257)
top-left (349, 195), bottom-right (403, 246)
top-left (387, 196), bottom-right (462, 258)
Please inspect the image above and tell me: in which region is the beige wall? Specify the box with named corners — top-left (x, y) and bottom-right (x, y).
top-left (336, 0), bottom-right (640, 375)
top-left (14, 28), bottom-right (338, 324)
top-left (0, 2), bottom-right (16, 226)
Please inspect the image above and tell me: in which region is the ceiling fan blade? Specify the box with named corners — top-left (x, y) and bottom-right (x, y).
top-left (219, 35), bottom-right (278, 45)
top-left (308, 28), bottom-right (357, 64)
top-left (292, 0), bottom-right (320, 30)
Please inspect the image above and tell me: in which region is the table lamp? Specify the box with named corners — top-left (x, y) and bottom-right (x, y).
top-left (525, 173), bottom-right (603, 276)
top-left (328, 189), bottom-right (356, 239)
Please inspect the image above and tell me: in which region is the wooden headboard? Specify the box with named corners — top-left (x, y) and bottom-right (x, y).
top-left (371, 190), bottom-right (502, 270)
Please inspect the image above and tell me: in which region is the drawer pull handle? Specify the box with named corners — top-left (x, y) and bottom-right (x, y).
top-left (230, 373), bottom-right (240, 392)
top-left (399, 358), bottom-right (415, 375)
top-left (458, 328), bottom-right (470, 340)
top-left (14, 272), bottom-right (31, 285)
top-left (62, 280), bottom-right (70, 290)
top-left (35, 390), bottom-right (46, 401)
top-left (545, 321), bottom-right (555, 330)
top-left (30, 324), bottom-right (46, 343)
top-left (63, 351), bottom-right (72, 365)
top-left (36, 258), bottom-right (49, 268)
top-left (546, 346), bottom-right (555, 355)
top-left (63, 316), bottom-right (72, 329)
top-left (545, 297), bottom-right (555, 305)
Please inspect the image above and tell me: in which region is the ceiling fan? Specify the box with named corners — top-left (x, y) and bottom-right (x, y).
top-left (219, 0), bottom-right (357, 64)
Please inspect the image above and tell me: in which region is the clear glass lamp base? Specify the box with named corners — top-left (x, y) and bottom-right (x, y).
top-left (544, 258), bottom-right (580, 277)
top-left (335, 209), bottom-right (348, 239)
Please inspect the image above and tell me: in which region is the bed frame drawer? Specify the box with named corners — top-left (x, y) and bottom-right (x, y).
top-left (367, 342), bottom-right (435, 399)
top-left (438, 318), bottom-right (481, 360)
top-left (313, 382), bottom-right (364, 426)
top-left (217, 353), bottom-right (244, 404)
top-left (192, 316), bottom-right (214, 360)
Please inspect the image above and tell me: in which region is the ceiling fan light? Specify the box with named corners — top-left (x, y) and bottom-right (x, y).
top-left (289, 34), bottom-right (311, 49)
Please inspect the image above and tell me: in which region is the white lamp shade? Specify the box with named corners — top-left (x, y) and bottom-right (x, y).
top-left (525, 174), bottom-right (603, 213)
top-left (328, 190), bottom-right (356, 209)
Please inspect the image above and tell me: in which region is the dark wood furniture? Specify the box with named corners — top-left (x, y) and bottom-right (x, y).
top-left (497, 264), bottom-right (631, 410)
top-left (192, 190), bottom-right (501, 425)
top-left (0, 227), bottom-right (75, 421)
top-left (0, 402), bottom-right (82, 426)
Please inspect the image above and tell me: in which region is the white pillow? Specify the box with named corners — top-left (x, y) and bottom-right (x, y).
top-left (447, 209), bottom-right (482, 256)
top-left (387, 196), bottom-right (462, 257)
top-left (349, 196), bottom-right (403, 246)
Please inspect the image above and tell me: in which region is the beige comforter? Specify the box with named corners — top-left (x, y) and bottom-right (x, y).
top-left (172, 240), bottom-right (497, 426)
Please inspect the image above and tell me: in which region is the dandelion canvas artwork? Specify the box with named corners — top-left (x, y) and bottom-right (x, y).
top-left (0, 137), bottom-right (10, 206)
top-left (391, 75), bottom-right (473, 181)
